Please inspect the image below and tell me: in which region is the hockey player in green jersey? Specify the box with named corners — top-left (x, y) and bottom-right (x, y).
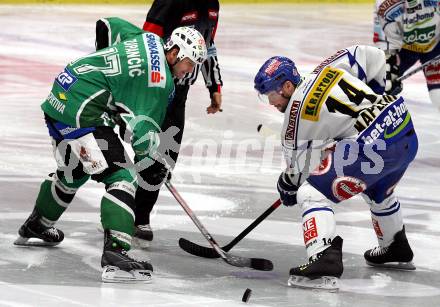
top-left (14, 26), bottom-right (207, 283)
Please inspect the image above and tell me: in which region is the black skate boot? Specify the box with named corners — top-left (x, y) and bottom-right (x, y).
top-left (132, 224), bottom-right (153, 249)
top-left (101, 230), bottom-right (153, 283)
top-left (14, 209), bottom-right (64, 246)
top-left (364, 226), bottom-right (415, 270)
top-left (288, 236), bottom-right (343, 291)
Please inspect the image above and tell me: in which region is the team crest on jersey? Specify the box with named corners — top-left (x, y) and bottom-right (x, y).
top-left (311, 153), bottom-right (332, 176)
top-left (143, 33), bottom-right (167, 88)
top-left (301, 67), bottom-right (342, 122)
top-left (55, 68), bottom-right (77, 91)
top-left (332, 176), bottom-right (366, 201)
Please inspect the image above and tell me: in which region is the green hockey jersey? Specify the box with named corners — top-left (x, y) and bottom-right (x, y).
top-left (41, 28), bottom-right (175, 157)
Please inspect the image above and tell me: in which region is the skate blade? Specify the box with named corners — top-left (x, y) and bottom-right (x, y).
top-left (287, 275), bottom-right (340, 291)
top-left (132, 237), bottom-right (151, 249)
top-left (101, 266), bottom-right (152, 283)
top-left (366, 260), bottom-right (416, 271)
top-left (14, 236), bottom-right (60, 247)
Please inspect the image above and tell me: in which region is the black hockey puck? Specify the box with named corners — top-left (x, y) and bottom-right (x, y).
top-left (242, 288), bottom-right (252, 303)
top-left (257, 124), bottom-right (262, 132)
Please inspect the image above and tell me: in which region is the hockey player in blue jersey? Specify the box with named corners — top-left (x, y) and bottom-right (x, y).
top-left (254, 47), bottom-right (418, 290)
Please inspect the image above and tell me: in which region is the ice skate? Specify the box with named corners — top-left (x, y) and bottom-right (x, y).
top-left (132, 224), bottom-right (153, 249)
top-left (288, 236), bottom-right (343, 291)
top-left (101, 230), bottom-right (153, 283)
top-left (14, 209), bottom-right (64, 247)
top-left (364, 227), bottom-right (415, 270)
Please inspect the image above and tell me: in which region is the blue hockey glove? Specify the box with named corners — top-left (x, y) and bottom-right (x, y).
top-left (277, 172), bottom-right (299, 207)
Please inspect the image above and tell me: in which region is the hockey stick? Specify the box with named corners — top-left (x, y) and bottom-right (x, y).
top-left (179, 199), bottom-right (282, 258)
top-left (165, 180), bottom-right (273, 271)
top-left (397, 54), bottom-right (440, 82)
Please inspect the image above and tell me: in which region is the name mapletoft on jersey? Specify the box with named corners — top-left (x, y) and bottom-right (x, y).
top-left (143, 33), bottom-right (167, 88)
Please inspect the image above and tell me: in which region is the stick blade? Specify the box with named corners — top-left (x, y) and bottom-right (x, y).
top-left (224, 254), bottom-right (274, 271)
top-left (179, 238), bottom-right (220, 258)
top-left (179, 238), bottom-right (274, 271)
top-left (250, 258), bottom-right (274, 271)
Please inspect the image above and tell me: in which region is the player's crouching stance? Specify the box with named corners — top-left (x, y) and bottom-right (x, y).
top-left (254, 55), bottom-right (418, 290)
top-left (14, 27), bottom-right (207, 283)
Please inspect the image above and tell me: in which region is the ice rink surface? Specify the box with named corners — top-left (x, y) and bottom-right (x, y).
top-left (1, 3), bottom-right (440, 306)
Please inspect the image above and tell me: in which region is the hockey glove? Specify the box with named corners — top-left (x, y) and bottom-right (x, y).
top-left (385, 53), bottom-right (402, 95)
top-left (277, 172), bottom-right (299, 207)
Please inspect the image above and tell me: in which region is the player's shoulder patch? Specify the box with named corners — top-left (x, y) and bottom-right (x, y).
top-left (142, 32), bottom-right (167, 88)
top-left (55, 68), bottom-right (77, 92)
top-left (312, 49), bottom-right (348, 74)
top-left (300, 67), bottom-right (343, 122)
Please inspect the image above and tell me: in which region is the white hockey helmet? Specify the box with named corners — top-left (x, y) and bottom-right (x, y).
top-left (164, 27), bottom-right (207, 64)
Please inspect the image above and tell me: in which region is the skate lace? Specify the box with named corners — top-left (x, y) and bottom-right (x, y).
top-left (43, 228), bottom-right (60, 239)
top-left (370, 246), bottom-right (388, 256)
top-left (121, 249), bottom-right (146, 263)
top-left (299, 254), bottom-right (321, 270)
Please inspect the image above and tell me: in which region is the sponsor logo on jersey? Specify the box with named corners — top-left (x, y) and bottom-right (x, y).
top-left (124, 38), bottom-right (144, 78)
top-left (303, 217), bottom-right (318, 244)
top-left (356, 97), bottom-right (411, 144)
top-left (372, 218), bottom-right (384, 237)
top-left (58, 92), bottom-right (67, 101)
top-left (208, 9), bottom-right (218, 20)
top-left (59, 126), bottom-right (79, 136)
top-left (55, 68), bottom-right (77, 92)
top-left (181, 11), bottom-right (198, 23)
top-left (143, 33), bottom-right (167, 88)
top-left (403, 41), bottom-right (436, 52)
top-left (404, 12), bottom-right (434, 26)
top-left (378, 0), bottom-right (402, 18)
top-left (404, 25), bottom-right (436, 44)
top-left (425, 62), bottom-right (440, 84)
top-left (332, 176), bottom-right (367, 201)
top-left (301, 67), bottom-right (342, 122)
top-left (424, 0), bottom-right (438, 7)
top-left (284, 100), bottom-right (300, 146)
top-left (47, 92), bottom-right (65, 114)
